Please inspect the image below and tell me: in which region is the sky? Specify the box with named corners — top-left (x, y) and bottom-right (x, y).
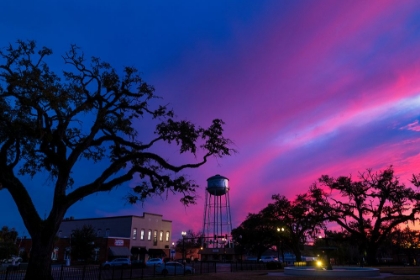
top-left (1, 0), bottom-right (420, 241)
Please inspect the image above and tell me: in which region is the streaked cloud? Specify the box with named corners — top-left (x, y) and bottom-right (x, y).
top-left (401, 120), bottom-right (420, 132)
top-left (2, 0), bottom-right (420, 238)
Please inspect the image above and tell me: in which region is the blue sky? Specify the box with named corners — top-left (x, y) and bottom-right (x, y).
top-left (1, 0), bottom-right (420, 239)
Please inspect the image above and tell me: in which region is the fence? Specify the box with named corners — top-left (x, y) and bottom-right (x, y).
top-left (0, 261), bottom-right (270, 280)
top-left (230, 261), bottom-right (268, 272)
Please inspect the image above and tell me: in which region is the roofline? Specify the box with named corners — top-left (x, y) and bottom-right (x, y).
top-left (61, 213), bottom-right (172, 223)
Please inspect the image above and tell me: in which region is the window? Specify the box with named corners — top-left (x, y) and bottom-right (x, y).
top-left (153, 230), bottom-right (157, 245)
top-left (94, 248), bottom-right (99, 261)
top-left (64, 247), bottom-right (71, 260)
top-left (133, 228), bottom-right (137, 240)
top-left (140, 229), bottom-right (145, 240)
top-left (148, 230), bottom-right (152, 240)
top-left (159, 231), bottom-right (163, 242)
top-left (58, 230), bottom-right (62, 238)
top-left (51, 247), bottom-right (58, 260)
top-left (97, 229), bottom-right (102, 237)
top-left (105, 228), bottom-right (110, 237)
top-left (166, 231), bottom-right (170, 242)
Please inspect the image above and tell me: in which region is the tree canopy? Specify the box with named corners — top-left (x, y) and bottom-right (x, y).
top-left (0, 40), bottom-right (234, 280)
top-left (261, 194), bottom-right (325, 261)
top-left (174, 230), bottom-right (202, 260)
top-left (231, 212), bottom-right (276, 260)
top-left (310, 166), bottom-right (420, 264)
top-left (70, 225), bottom-right (96, 263)
top-left (231, 167), bottom-right (420, 266)
top-left (232, 193), bottom-right (325, 262)
top-left (0, 226), bottom-right (18, 260)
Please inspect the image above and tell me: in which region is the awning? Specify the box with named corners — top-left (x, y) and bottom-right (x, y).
top-left (131, 247), bottom-right (148, 254)
top-left (148, 249), bottom-right (166, 257)
top-left (109, 246), bottom-right (131, 256)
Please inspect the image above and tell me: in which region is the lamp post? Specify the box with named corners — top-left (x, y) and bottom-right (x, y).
top-left (181, 231), bottom-right (187, 275)
top-left (171, 242), bottom-right (175, 260)
top-left (238, 235), bottom-right (243, 262)
top-left (320, 227), bottom-right (333, 270)
top-left (277, 227), bottom-right (285, 264)
top-left (238, 235), bottom-right (243, 270)
top-left (181, 231), bottom-right (187, 262)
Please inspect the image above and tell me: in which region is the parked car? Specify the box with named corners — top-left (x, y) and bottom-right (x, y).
top-left (154, 261), bottom-right (194, 276)
top-left (101, 258), bottom-right (131, 268)
top-left (146, 258), bottom-right (164, 267)
top-left (5, 257), bottom-right (22, 264)
top-left (259, 256), bottom-right (278, 263)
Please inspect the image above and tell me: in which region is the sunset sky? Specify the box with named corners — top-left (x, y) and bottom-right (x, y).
top-left (1, 0), bottom-right (420, 240)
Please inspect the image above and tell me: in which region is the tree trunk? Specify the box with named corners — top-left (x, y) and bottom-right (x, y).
top-left (293, 248), bottom-right (302, 262)
top-left (365, 244), bottom-right (378, 265)
top-left (295, 252), bottom-right (302, 262)
top-left (24, 232), bottom-right (55, 280)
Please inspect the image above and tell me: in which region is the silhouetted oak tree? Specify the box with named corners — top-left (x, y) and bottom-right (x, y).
top-left (0, 40), bottom-right (234, 279)
top-left (231, 212), bottom-right (276, 261)
top-left (310, 166), bottom-right (420, 265)
top-left (312, 230), bottom-right (359, 265)
top-left (262, 194), bottom-right (325, 261)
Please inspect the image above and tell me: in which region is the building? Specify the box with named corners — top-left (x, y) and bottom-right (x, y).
top-left (19, 213), bottom-right (172, 264)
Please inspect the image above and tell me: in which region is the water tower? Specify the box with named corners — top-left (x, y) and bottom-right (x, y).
top-left (202, 174), bottom-right (232, 248)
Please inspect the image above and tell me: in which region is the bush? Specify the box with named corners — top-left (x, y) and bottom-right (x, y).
top-left (306, 260), bottom-right (317, 267)
top-left (266, 261), bottom-right (281, 269)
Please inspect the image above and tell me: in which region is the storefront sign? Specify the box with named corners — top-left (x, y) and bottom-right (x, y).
top-left (114, 239), bottom-right (124, 246)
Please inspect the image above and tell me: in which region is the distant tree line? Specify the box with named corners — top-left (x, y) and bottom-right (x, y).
top-left (174, 230), bottom-right (203, 261)
top-left (70, 225), bottom-right (97, 263)
top-left (0, 226), bottom-right (18, 261)
top-left (231, 166), bottom-right (420, 266)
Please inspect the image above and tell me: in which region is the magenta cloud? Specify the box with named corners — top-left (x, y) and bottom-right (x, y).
top-left (1, 1), bottom-right (420, 239)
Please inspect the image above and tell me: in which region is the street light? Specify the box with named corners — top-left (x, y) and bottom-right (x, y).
top-left (238, 235), bottom-right (243, 270)
top-left (181, 231), bottom-right (187, 262)
top-left (320, 227), bottom-right (333, 270)
top-left (277, 227), bottom-right (285, 264)
top-left (171, 242), bottom-right (175, 260)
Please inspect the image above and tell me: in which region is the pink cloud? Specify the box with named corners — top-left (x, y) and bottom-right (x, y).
top-left (131, 0), bottom-right (420, 237)
top-left (400, 120), bottom-right (420, 132)
top-left (65, 1), bottom-right (420, 238)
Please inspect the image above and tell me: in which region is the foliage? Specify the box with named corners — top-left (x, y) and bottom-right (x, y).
top-left (70, 225), bottom-right (96, 263)
top-left (309, 166), bottom-right (420, 265)
top-left (231, 212), bottom-right (276, 260)
top-left (0, 226), bottom-right (18, 260)
top-left (175, 230), bottom-right (202, 259)
top-left (265, 261), bottom-right (281, 269)
top-left (231, 193), bottom-right (325, 262)
top-left (390, 227), bottom-right (420, 265)
top-left (261, 194), bottom-right (325, 261)
top-left (0, 40), bottom-right (234, 279)
top-left (312, 230), bottom-right (359, 265)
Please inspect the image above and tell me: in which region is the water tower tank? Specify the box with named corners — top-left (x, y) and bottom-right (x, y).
top-left (206, 174), bottom-right (229, 196)
top-left (202, 174), bottom-right (233, 251)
